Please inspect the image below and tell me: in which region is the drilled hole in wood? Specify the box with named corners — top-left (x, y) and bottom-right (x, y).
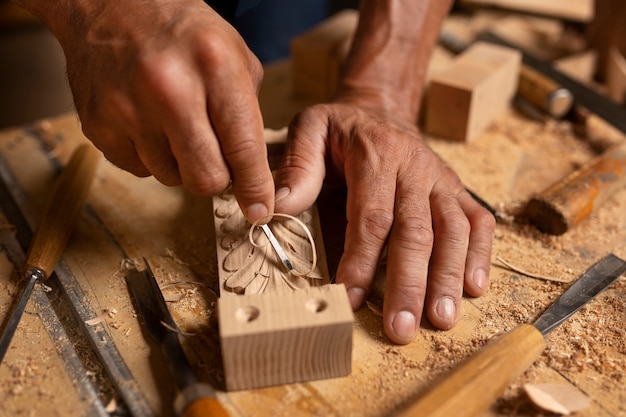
top-left (235, 306), bottom-right (260, 323)
top-left (305, 298), bottom-right (328, 313)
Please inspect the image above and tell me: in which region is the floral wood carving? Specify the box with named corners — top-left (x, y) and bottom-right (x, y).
top-left (213, 187), bottom-right (330, 296)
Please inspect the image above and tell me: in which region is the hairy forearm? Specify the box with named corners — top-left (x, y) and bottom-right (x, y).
top-left (338, 0), bottom-right (453, 120)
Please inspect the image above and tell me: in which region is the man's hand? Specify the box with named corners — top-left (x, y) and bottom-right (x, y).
top-left (20, 0), bottom-right (274, 222)
top-left (275, 101), bottom-right (495, 345)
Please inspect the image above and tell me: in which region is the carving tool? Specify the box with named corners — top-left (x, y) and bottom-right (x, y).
top-left (526, 142), bottom-right (626, 235)
top-left (439, 31), bottom-right (574, 117)
top-left (396, 253), bottom-right (626, 417)
top-left (261, 223), bottom-right (294, 271)
top-left (125, 259), bottom-right (229, 417)
top-left (0, 144), bottom-right (99, 362)
top-left (477, 31), bottom-right (626, 134)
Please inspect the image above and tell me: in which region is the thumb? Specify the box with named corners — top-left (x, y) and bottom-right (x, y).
top-left (274, 110), bottom-right (328, 215)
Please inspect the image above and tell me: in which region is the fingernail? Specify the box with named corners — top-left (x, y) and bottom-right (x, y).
top-left (392, 311), bottom-right (417, 340)
top-left (275, 187), bottom-right (290, 203)
top-left (435, 297), bottom-right (456, 323)
top-left (346, 287), bottom-right (366, 309)
top-left (246, 203), bottom-right (269, 223)
top-left (472, 268), bottom-right (488, 290)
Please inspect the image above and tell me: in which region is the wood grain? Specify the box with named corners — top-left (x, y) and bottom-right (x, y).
top-left (396, 324), bottom-right (546, 417)
top-left (526, 142), bottom-right (626, 235)
top-left (25, 144), bottom-right (100, 276)
top-left (424, 41), bottom-right (521, 142)
top-left (218, 284), bottom-right (353, 391)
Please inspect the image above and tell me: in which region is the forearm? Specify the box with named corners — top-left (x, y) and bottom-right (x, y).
top-left (338, 0), bottom-right (453, 120)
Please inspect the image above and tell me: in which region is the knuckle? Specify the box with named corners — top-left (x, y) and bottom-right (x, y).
top-left (394, 215), bottom-right (434, 251)
top-left (361, 209), bottom-right (394, 242)
top-left (185, 170), bottom-right (231, 196)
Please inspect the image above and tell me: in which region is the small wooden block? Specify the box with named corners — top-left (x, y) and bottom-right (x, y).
top-left (424, 41), bottom-right (521, 142)
top-left (290, 9), bottom-right (358, 100)
top-left (218, 284), bottom-right (353, 391)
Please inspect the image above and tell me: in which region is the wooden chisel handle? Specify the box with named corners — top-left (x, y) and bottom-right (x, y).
top-left (526, 142), bottom-right (626, 235)
top-left (396, 324), bottom-right (546, 417)
top-left (182, 397), bottom-right (230, 417)
top-left (177, 384), bottom-right (230, 417)
top-left (25, 144), bottom-right (100, 277)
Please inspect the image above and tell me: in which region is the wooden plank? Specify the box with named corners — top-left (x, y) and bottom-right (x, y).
top-left (218, 284), bottom-right (353, 391)
top-left (290, 9), bottom-right (358, 100)
top-left (212, 130), bottom-right (352, 390)
top-left (424, 41), bottom-right (521, 142)
top-left (459, 0), bottom-right (594, 22)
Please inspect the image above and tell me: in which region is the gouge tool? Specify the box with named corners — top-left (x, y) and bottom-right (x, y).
top-left (125, 259), bottom-right (229, 417)
top-left (0, 144), bottom-right (99, 363)
top-left (396, 253), bottom-right (626, 417)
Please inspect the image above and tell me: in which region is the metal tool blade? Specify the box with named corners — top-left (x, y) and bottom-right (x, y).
top-left (0, 270), bottom-right (42, 361)
top-left (261, 223), bottom-right (294, 271)
top-left (534, 253), bottom-right (626, 335)
top-left (125, 259), bottom-right (198, 390)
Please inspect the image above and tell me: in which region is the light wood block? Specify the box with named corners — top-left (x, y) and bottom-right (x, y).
top-left (459, 0), bottom-right (594, 22)
top-left (424, 41), bottom-right (521, 142)
top-left (218, 283), bottom-right (353, 391)
top-left (290, 9), bottom-right (358, 100)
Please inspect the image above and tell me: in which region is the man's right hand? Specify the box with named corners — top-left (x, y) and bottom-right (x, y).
top-left (20, 0), bottom-right (275, 222)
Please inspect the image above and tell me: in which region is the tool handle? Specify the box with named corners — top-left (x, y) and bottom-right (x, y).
top-left (397, 324), bottom-right (546, 417)
top-left (526, 142), bottom-right (626, 235)
top-left (176, 384), bottom-right (230, 417)
top-left (181, 397), bottom-right (230, 417)
top-left (25, 144), bottom-right (100, 277)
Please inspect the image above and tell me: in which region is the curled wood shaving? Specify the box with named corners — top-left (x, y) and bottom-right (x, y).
top-left (160, 320), bottom-right (197, 337)
top-left (524, 383), bottom-right (591, 414)
top-left (495, 256), bottom-right (569, 283)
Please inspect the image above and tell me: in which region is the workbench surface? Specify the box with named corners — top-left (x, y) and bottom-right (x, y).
top-left (1, 59), bottom-right (625, 417)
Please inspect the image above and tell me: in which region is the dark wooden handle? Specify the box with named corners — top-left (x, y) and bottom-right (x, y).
top-left (181, 397), bottom-right (230, 417)
top-left (526, 142), bottom-right (626, 235)
top-left (397, 324), bottom-right (546, 417)
top-left (25, 144), bottom-right (100, 277)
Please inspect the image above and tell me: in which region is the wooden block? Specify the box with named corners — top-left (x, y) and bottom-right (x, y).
top-left (585, 0), bottom-right (626, 80)
top-left (218, 283), bottom-right (353, 391)
top-left (606, 47), bottom-right (626, 105)
top-left (424, 41), bottom-right (521, 142)
top-left (290, 9), bottom-right (358, 100)
top-left (459, 0), bottom-right (594, 22)
top-left (212, 139), bottom-right (353, 390)
top-left (555, 50), bottom-right (597, 83)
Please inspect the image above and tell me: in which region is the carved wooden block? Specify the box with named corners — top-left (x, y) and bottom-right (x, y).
top-left (212, 182), bottom-right (353, 390)
top-left (424, 41), bottom-right (521, 142)
top-left (218, 284), bottom-right (353, 391)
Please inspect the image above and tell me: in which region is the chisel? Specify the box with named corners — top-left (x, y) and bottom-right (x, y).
top-left (0, 144), bottom-right (99, 362)
top-left (396, 253), bottom-right (626, 417)
top-left (125, 259), bottom-right (229, 417)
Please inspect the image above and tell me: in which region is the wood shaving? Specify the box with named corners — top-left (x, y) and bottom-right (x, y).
top-left (495, 256), bottom-right (570, 282)
top-left (524, 383), bottom-right (591, 415)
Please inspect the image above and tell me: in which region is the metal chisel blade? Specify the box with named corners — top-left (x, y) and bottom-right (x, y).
top-left (534, 253), bottom-right (626, 335)
top-left (261, 224), bottom-right (294, 271)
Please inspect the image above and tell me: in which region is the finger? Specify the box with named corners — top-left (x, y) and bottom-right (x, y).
top-left (423, 189), bottom-right (470, 331)
top-left (86, 127), bottom-right (151, 178)
top-left (383, 184), bottom-right (434, 344)
top-left (206, 59), bottom-right (274, 223)
top-left (458, 191), bottom-right (496, 297)
top-left (335, 158), bottom-right (396, 313)
top-left (134, 57), bottom-right (232, 194)
top-left (274, 109), bottom-right (328, 215)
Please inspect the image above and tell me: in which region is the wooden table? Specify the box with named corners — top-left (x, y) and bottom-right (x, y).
top-left (0, 59), bottom-right (625, 417)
